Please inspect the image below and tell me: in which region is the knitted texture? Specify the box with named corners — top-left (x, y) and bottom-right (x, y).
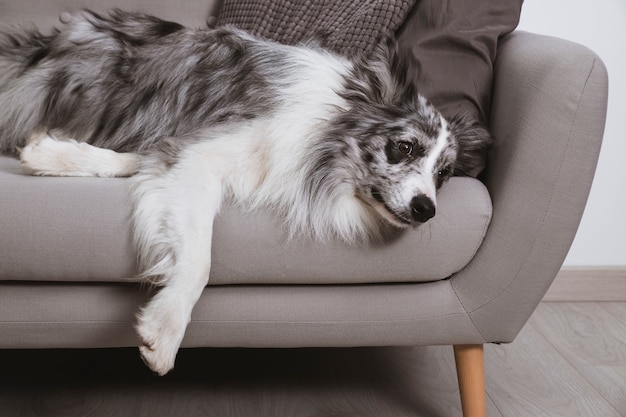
top-left (217, 0), bottom-right (416, 56)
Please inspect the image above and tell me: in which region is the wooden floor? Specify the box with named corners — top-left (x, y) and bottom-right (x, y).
top-left (0, 302), bottom-right (624, 417)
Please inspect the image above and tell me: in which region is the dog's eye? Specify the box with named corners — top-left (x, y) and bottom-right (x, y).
top-left (398, 142), bottom-right (413, 156)
top-left (436, 167), bottom-right (453, 188)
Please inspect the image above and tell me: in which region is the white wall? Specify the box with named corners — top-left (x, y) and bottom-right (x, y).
top-left (517, 0), bottom-right (626, 267)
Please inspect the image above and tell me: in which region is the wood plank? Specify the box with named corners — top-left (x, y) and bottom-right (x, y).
top-left (532, 303), bottom-right (626, 366)
top-left (484, 318), bottom-right (621, 417)
top-left (3, 303), bottom-right (626, 417)
top-left (531, 302), bottom-right (626, 416)
top-left (603, 301), bottom-right (626, 322)
top-left (137, 346), bottom-right (503, 417)
top-left (543, 267), bottom-right (626, 301)
top-left (367, 346), bottom-right (502, 417)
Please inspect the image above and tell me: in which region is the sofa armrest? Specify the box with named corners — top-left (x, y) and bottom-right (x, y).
top-left (450, 31), bottom-right (608, 342)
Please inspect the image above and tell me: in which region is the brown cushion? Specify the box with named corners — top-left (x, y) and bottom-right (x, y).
top-left (217, 0), bottom-right (416, 56)
top-left (396, 0), bottom-right (524, 128)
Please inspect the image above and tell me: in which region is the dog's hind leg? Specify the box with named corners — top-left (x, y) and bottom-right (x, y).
top-left (19, 133), bottom-right (141, 177)
top-left (131, 147), bottom-right (223, 375)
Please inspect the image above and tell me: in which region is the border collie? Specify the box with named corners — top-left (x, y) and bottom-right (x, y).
top-left (0, 10), bottom-right (491, 375)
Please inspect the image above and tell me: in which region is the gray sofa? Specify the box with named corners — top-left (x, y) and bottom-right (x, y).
top-left (0, 2), bottom-right (608, 416)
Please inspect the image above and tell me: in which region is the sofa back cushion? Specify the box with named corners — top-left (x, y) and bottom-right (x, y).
top-left (0, 1), bottom-right (218, 29)
top-left (217, 0), bottom-right (416, 56)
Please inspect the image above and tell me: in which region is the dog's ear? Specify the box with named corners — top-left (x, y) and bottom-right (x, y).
top-left (348, 37), bottom-right (416, 105)
top-left (449, 113), bottom-right (494, 177)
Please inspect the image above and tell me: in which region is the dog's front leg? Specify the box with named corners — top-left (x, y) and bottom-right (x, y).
top-left (132, 152), bottom-right (223, 376)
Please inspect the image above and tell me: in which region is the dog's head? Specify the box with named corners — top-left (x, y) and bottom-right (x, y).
top-left (328, 39), bottom-right (492, 228)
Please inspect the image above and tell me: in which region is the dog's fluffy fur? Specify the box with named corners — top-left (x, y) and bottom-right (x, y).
top-left (0, 10), bottom-right (491, 375)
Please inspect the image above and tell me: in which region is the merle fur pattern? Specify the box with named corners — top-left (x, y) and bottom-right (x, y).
top-left (0, 9), bottom-right (489, 169)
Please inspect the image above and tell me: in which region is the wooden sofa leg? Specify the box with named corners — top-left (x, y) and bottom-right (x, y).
top-left (454, 344), bottom-right (486, 417)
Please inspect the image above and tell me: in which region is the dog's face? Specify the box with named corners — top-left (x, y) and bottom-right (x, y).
top-left (360, 118), bottom-right (456, 227)
top-left (328, 39), bottom-right (492, 229)
top-left (342, 98), bottom-right (458, 228)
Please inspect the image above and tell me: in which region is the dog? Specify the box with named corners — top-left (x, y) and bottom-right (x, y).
top-left (0, 9), bottom-right (491, 375)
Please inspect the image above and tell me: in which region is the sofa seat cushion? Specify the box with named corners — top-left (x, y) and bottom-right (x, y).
top-left (0, 155), bottom-right (491, 284)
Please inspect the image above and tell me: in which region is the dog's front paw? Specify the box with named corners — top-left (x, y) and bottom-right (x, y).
top-left (20, 135), bottom-right (88, 176)
top-left (138, 338), bottom-right (178, 376)
top-left (20, 136), bottom-right (52, 175)
top-left (135, 300), bottom-right (189, 376)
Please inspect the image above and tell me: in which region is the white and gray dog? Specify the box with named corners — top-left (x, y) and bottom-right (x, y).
top-left (0, 10), bottom-right (491, 374)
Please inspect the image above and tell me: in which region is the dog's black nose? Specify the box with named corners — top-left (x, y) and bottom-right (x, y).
top-left (410, 195), bottom-right (436, 223)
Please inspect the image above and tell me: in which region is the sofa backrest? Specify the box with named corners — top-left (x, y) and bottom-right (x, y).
top-left (0, 0), bottom-right (221, 29)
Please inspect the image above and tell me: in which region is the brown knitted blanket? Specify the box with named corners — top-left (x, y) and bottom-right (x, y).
top-left (217, 0), bottom-right (416, 56)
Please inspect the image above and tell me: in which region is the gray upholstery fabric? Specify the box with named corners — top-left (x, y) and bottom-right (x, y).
top-left (0, 282), bottom-right (484, 348)
top-left (0, 158), bottom-right (137, 282)
top-left (0, 156), bottom-right (492, 285)
top-left (451, 32), bottom-right (608, 343)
